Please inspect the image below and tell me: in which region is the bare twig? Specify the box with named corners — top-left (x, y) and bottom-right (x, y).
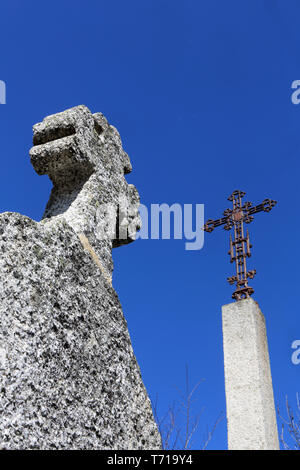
top-left (151, 366), bottom-right (223, 450)
top-left (277, 394), bottom-right (300, 450)
top-left (202, 412), bottom-right (224, 450)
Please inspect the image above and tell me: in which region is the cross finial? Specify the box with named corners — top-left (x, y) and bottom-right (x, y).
top-left (204, 190), bottom-right (277, 301)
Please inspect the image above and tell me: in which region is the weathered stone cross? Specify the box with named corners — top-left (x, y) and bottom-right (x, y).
top-left (204, 190), bottom-right (277, 300)
top-left (29, 105), bottom-right (141, 282)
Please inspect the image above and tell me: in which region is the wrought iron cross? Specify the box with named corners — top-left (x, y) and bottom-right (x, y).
top-left (204, 190), bottom-right (277, 301)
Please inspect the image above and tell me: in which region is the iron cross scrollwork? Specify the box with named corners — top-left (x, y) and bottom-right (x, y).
top-left (204, 190), bottom-right (277, 301)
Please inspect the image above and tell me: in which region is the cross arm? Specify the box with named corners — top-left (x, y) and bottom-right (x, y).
top-left (203, 216), bottom-right (231, 232)
top-left (247, 199), bottom-right (277, 216)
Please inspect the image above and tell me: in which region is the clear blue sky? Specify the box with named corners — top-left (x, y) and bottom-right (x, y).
top-left (0, 0), bottom-right (299, 450)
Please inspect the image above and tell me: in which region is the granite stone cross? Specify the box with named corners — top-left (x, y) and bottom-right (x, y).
top-left (0, 105), bottom-right (161, 450)
top-left (29, 105), bottom-right (141, 279)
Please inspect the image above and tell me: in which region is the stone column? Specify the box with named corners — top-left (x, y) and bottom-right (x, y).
top-left (222, 298), bottom-right (279, 450)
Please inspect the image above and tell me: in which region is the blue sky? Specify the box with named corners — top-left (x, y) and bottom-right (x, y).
top-left (0, 0), bottom-right (299, 449)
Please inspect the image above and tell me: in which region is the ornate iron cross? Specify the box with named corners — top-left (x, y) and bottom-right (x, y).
top-left (204, 190), bottom-right (277, 301)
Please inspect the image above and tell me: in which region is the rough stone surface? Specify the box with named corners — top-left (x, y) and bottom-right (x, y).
top-left (0, 105), bottom-right (161, 450)
top-left (222, 298), bottom-right (279, 450)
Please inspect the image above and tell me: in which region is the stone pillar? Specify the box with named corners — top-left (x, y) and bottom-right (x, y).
top-left (222, 298), bottom-right (279, 450)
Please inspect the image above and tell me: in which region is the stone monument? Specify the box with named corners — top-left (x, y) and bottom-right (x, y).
top-left (204, 190), bottom-right (279, 450)
top-left (222, 298), bottom-right (279, 450)
top-left (0, 105), bottom-right (161, 450)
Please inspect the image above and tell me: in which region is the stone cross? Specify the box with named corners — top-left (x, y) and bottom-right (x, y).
top-left (0, 105), bottom-right (161, 449)
top-left (30, 105), bottom-right (141, 281)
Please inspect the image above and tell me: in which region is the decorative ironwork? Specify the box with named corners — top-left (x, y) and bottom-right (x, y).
top-left (203, 190), bottom-right (277, 301)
